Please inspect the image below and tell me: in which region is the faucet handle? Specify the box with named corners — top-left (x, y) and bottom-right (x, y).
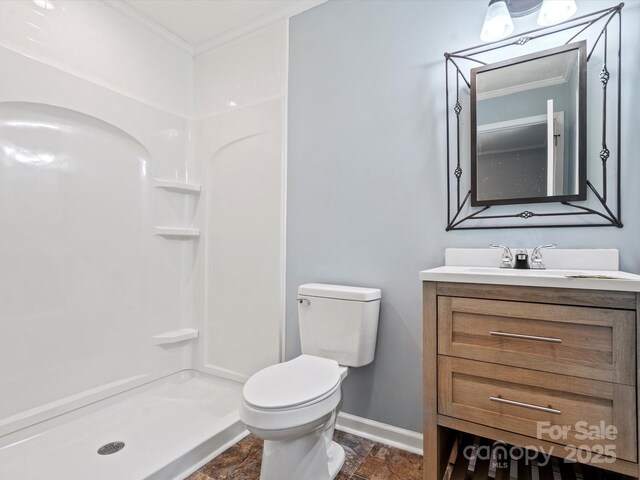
top-left (530, 244), bottom-right (557, 269)
top-left (490, 244), bottom-right (514, 269)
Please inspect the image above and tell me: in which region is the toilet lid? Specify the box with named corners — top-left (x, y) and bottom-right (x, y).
top-left (243, 355), bottom-right (341, 410)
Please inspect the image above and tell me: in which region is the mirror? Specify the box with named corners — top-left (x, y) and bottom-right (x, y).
top-left (471, 41), bottom-right (586, 206)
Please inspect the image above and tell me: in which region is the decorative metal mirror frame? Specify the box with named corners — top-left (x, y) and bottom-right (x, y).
top-left (444, 3), bottom-right (624, 230)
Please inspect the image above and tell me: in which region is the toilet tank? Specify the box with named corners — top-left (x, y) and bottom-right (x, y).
top-left (297, 284), bottom-right (381, 367)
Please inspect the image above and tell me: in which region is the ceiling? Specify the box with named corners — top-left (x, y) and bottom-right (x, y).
top-left (477, 49), bottom-right (579, 99)
top-left (122, 0), bottom-right (321, 48)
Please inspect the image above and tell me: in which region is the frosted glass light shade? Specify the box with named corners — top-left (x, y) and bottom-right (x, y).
top-left (537, 0), bottom-right (577, 26)
top-left (33, 0), bottom-right (55, 9)
top-left (481, 0), bottom-right (515, 42)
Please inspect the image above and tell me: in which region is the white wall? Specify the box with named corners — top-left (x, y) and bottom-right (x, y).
top-left (193, 22), bottom-right (288, 381)
top-left (0, 0), bottom-right (197, 434)
top-left (286, 0), bottom-right (640, 433)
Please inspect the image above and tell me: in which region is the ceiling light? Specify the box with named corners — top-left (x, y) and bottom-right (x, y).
top-left (33, 0), bottom-right (55, 10)
top-left (480, 0), bottom-right (515, 42)
top-left (537, 0), bottom-right (578, 26)
top-left (480, 0), bottom-right (577, 42)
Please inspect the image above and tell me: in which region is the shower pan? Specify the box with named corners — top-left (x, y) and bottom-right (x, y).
top-left (0, 371), bottom-right (244, 480)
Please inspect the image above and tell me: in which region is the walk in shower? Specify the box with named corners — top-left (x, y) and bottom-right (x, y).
top-left (0, 3), bottom-right (286, 476)
top-left (0, 52), bottom-right (244, 479)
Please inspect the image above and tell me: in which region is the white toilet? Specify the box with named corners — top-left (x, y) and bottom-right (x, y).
top-left (240, 283), bottom-right (381, 480)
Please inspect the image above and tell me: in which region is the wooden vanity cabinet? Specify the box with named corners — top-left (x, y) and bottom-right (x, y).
top-left (423, 281), bottom-right (640, 479)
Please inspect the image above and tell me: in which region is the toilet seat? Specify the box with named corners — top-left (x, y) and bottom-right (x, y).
top-left (243, 355), bottom-right (341, 410)
top-left (240, 355), bottom-right (343, 433)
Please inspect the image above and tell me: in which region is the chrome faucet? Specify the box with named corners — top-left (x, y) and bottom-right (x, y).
top-left (529, 244), bottom-right (557, 269)
top-left (490, 244), bottom-right (514, 269)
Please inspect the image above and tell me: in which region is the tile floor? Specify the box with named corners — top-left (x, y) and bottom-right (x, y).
top-left (185, 430), bottom-right (423, 480)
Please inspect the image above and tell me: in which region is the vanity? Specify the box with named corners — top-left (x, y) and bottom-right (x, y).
top-left (421, 249), bottom-right (640, 479)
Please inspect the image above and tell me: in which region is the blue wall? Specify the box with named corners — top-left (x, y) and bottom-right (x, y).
top-left (287, 0), bottom-right (640, 432)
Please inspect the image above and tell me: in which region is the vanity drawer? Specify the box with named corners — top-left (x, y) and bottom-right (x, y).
top-left (438, 296), bottom-right (636, 385)
top-left (438, 356), bottom-right (637, 462)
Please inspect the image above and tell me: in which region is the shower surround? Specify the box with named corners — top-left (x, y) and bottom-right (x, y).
top-left (0, 1), bottom-right (287, 478)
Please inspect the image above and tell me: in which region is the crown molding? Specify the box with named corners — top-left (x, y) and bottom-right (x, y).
top-left (477, 75), bottom-right (567, 101)
top-left (103, 0), bottom-right (194, 55)
top-left (102, 0), bottom-right (326, 58)
top-left (193, 0), bottom-right (327, 56)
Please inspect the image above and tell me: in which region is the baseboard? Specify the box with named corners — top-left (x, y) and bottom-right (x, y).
top-left (336, 412), bottom-right (423, 455)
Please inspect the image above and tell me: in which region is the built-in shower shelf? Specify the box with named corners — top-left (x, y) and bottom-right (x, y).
top-left (154, 227), bottom-right (200, 238)
top-left (154, 178), bottom-right (201, 194)
top-left (152, 328), bottom-right (199, 345)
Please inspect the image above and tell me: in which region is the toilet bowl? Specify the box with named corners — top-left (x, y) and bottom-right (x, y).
top-left (240, 284), bottom-right (381, 480)
top-left (240, 355), bottom-right (347, 480)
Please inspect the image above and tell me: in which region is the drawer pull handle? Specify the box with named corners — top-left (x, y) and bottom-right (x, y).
top-left (490, 331), bottom-right (562, 343)
top-left (490, 396), bottom-right (561, 415)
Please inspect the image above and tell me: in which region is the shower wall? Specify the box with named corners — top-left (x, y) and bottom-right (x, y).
top-left (0, 1), bottom-right (196, 435)
top-left (192, 22), bottom-right (288, 381)
top-left (0, 0), bottom-right (192, 116)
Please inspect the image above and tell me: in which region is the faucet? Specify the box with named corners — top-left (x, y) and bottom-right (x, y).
top-left (490, 244), bottom-right (514, 269)
top-left (529, 244), bottom-right (557, 269)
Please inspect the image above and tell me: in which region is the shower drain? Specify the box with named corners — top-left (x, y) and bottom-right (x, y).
top-left (97, 441), bottom-right (125, 455)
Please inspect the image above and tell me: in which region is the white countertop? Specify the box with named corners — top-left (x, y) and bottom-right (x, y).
top-left (420, 248), bottom-right (640, 292)
top-left (420, 266), bottom-right (640, 292)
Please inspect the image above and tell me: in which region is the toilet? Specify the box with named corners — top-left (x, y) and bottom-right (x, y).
top-left (239, 283), bottom-right (381, 480)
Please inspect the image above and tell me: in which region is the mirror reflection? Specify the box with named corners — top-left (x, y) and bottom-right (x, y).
top-left (471, 42), bottom-right (586, 206)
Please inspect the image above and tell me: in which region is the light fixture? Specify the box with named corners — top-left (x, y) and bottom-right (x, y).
top-left (480, 0), bottom-right (514, 43)
top-left (480, 0), bottom-right (577, 42)
top-left (537, 0), bottom-right (578, 26)
top-left (33, 0), bottom-right (55, 10)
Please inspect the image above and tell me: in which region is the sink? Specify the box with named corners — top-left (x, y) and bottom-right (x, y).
top-left (420, 249), bottom-right (640, 292)
top-left (460, 266), bottom-right (625, 279)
